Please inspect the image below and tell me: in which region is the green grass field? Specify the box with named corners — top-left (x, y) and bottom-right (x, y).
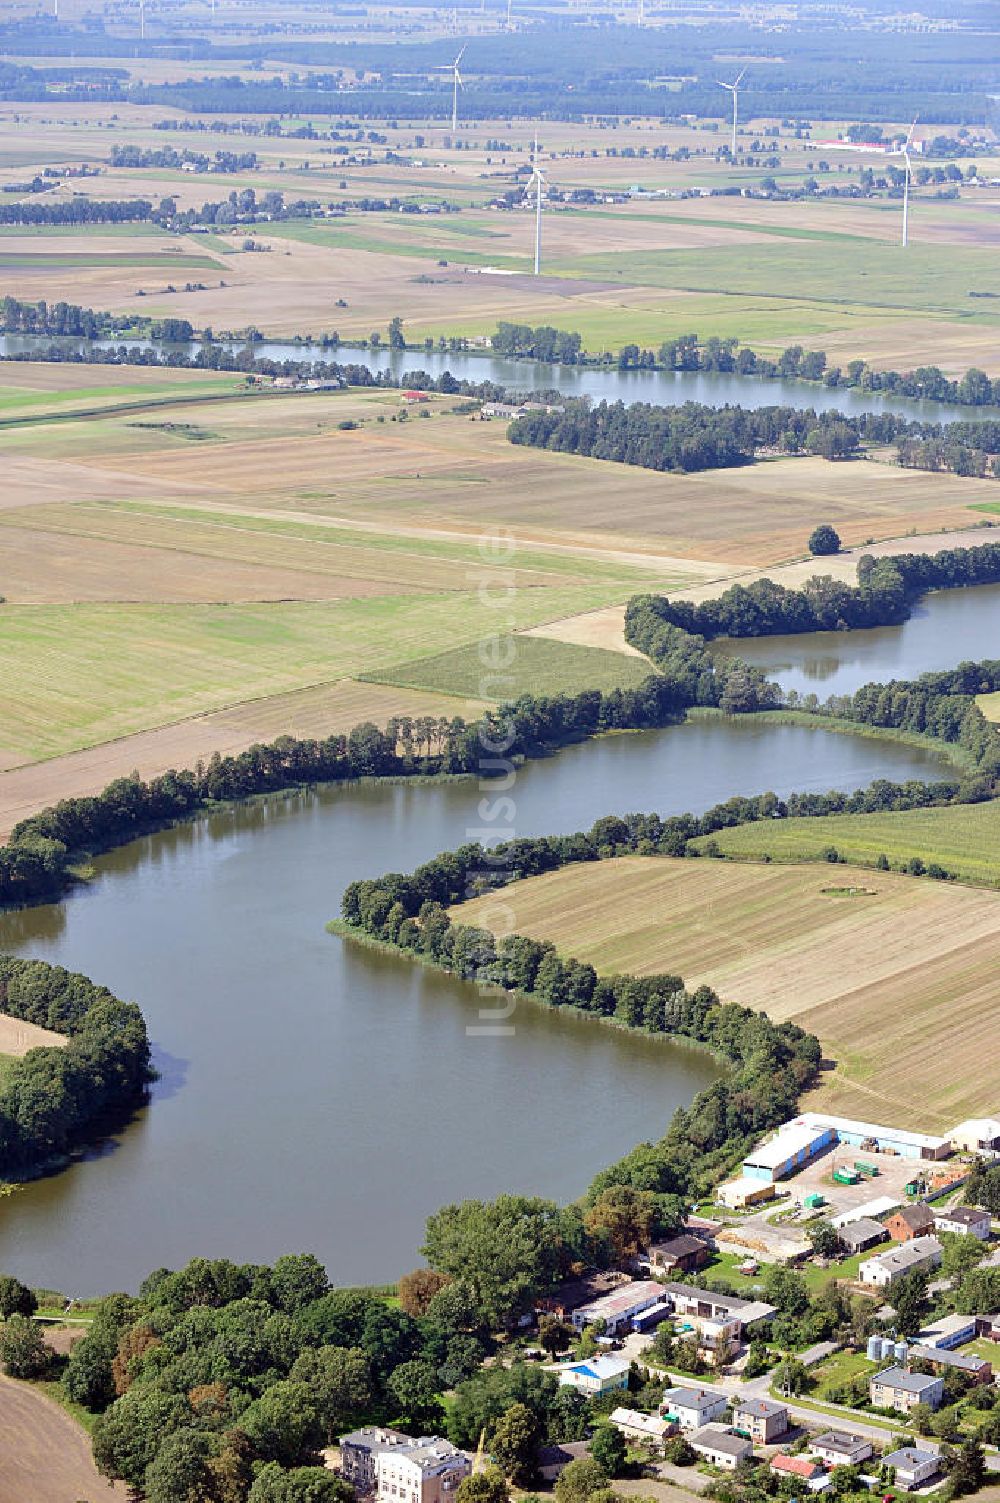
top-left (0, 585), bottom-right (628, 763)
top-left (690, 799), bottom-right (1000, 887)
top-left (0, 252), bottom-right (221, 270)
top-left (558, 240), bottom-right (1000, 322)
top-left (363, 635), bottom-right (657, 700)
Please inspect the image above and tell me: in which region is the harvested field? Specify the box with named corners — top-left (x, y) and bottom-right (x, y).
top-left (0, 679), bottom-right (487, 841)
top-left (0, 1013), bottom-right (66, 1054)
top-left (0, 1374), bottom-right (126, 1503)
top-left (0, 585), bottom-right (616, 765)
top-left (979, 691), bottom-right (1000, 723)
top-left (451, 853), bottom-right (1000, 1128)
top-left (364, 635), bottom-right (657, 699)
top-left (689, 797), bottom-right (1000, 888)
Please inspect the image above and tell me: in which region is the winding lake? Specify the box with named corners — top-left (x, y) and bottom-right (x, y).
top-left (0, 717), bottom-right (956, 1296)
top-left (2, 334), bottom-right (997, 425)
top-left (713, 581), bottom-right (1000, 698)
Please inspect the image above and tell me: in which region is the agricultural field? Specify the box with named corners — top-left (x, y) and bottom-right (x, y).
top-left (0, 1013), bottom-right (65, 1055)
top-left (0, 104), bottom-right (997, 367)
top-left (451, 851), bottom-right (1000, 1127)
top-left (363, 635), bottom-right (657, 699)
top-left (979, 691), bottom-right (1000, 723)
top-left (689, 797), bottom-right (1000, 886)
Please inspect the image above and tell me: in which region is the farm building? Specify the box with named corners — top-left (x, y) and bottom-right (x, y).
top-left (659, 1284), bottom-right (777, 1334)
top-left (795, 1112), bottom-right (951, 1161)
top-left (717, 1177), bottom-right (776, 1209)
top-left (907, 1343), bottom-right (992, 1383)
top-left (886, 1205), bottom-right (935, 1242)
top-left (569, 1280), bottom-right (665, 1334)
top-left (949, 1118), bottom-right (1000, 1154)
top-left (742, 1121), bottom-right (837, 1183)
top-left (559, 1356), bottom-right (630, 1395)
top-left (934, 1205), bottom-right (992, 1239)
top-left (609, 1408), bottom-right (673, 1450)
top-left (881, 1448), bottom-right (941, 1490)
top-left (646, 1234), bottom-right (710, 1274)
top-left (689, 1426), bottom-right (753, 1470)
top-left (659, 1386), bottom-right (730, 1431)
top-left (538, 1271), bottom-right (630, 1321)
top-left (831, 1195), bottom-right (900, 1229)
top-left (870, 1367), bottom-right (944, 1414)
top-left (859, 1236), bottom-right (942, 1286)
top-left (811, 1432), bottom-right (873, 1467)
top-left (917, 1313), bottom-right (979, 1349)
top-left (837, 1218), bottom-right (886, 1254)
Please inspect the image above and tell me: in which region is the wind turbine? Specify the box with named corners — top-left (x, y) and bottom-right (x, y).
top-left (530, 135), bottom-right (545, 275)
top-left (436, 46), bottom-right (466, 134)
top-left (139, 0), bottom-right (145, 38)
top-left (506, 0), bottom-right (512, 26)
top-left (716, 67), bottom-right (746, 157)
top-left (900, 117), bottom-right (918, 248)
top-left (637, 0), bottom-right (644, 25)
top-left (816, 118), bottom-right (919, 246)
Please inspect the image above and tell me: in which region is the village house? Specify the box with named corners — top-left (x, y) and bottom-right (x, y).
top-left (689, 1425), bottom-right (753, 1470)
top-left (869, 1366), bottom-right (944, 1413)
top-left (907, 1343), bottom-right (992, 1384)
top-left (934, 1205), bottom-right (992, 1240)
top-left (609, 1407), bottom-right (673, 1451)
top-left (659, 1385), bottom-right (730, 1431)
top-left (536, 1442), bottom-right (590, 1482)
top-left (810, 1431), bottom-right (874, 1467)
top-left (881, 1447), bottom-right (941, 1491)
top-left (886, 1205), bottom-right (935, 1242)
top-left (858, 1236), bottom-right (942, 1287)
top-left (558, 1354), bottom-right (630, 1396)
top-left (731, 1396), bottom-right (789, 1444)
top-left (770, 1454), bottom-right (830, 1490)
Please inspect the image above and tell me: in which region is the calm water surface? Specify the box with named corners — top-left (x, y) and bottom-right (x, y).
top-left (713, 582), bottom-right (1000, 698)
top-left (0, 718), bottom-right (955, 1295)
top-left (2, 334), bottom-right (995, 425)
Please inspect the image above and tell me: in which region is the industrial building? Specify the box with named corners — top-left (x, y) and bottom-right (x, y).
top-left (741, 1120), bottom-right (837, 1183)
top-left (949, 1118), bottom-right (1000, 1154)
top-left (569, 1280), bottom-right (665, 1334)
top-left (836, 1217), bottom-right (886, 1254)
top-left (794, 1112), bottom-right (951, 1161)
top-left (917, 1313), bottom-right (979, 1349)
top-left (716, 1177), bottom-right (776, 1209)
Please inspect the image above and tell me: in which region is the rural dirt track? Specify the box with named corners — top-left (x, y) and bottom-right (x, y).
top-left (0, 1376), bottom-right (125, 1503)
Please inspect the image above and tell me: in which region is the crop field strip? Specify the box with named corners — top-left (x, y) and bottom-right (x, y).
top-left (451, 852), bottom-right (1000, 1128)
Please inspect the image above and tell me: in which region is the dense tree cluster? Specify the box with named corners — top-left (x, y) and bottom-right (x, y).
top-left (0, 196), bottom-right (152, 225)
top-left (110, 144), bottom-right (258, 171)
top-left (491, 323), bottom-right (583, 364)
top-left (1, 295), bottom-right (193, 342)
top-left (0, 956), bottom-right (152, 1174)
top-left (507, 398), bottom-right (916, 474)
top-left (627, 543), bottom-right (1000, 642)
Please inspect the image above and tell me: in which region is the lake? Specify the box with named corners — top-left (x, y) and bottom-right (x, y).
top-left (1, 333), bottom-right (996, 425)
top-left (0, 716), bottom-right (956, 1296)
top-left (713, 581), bottom-right (1000, 698)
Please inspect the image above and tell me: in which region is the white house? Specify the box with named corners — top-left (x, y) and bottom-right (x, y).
top-left (810, 1432), bottom-right (873, 1467)
top-left (375, 1439), bottom-right (471, 1503)
top-left (689, 1425), bottom-right (753, 1470)
top-left (558, 1355), bottom-right (630, 1396)
top-left (881, 1447), bottom-right (941, 1490)
top-left (935, 1206), bottom-right (992, 1240)
top-left (858, 1236), bottom-right (942, 1287)
top-left (659, 1385), bottom-right (730, 1431)
top-left (870, 1367), bottom-right (944, 1414)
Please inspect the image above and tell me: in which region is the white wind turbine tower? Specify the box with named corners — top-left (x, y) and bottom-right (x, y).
top-left (815, 118), bottom-right (919, 246)
top-left (530, 135), bottom-right (546, 275)
top-left (716, 67), bottom-right (746, 157)
top-left (900, 117), bottom-right (918, 248)
top-left (437, 46), bottom-right (466, 134)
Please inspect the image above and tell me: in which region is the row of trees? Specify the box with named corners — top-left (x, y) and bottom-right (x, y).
top-left (0, 295), bottom-right (194, 343)
top-left (0, 956), bottom-right (152, 1173)
top-left (0, 196), bottom-right (152, 225)
top-left (110, 144), bottom-right (259, 171)
top-left (627, 542), bottom-right (1000, 641)
top-left (491, 325), bottom-right (1000, 412)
